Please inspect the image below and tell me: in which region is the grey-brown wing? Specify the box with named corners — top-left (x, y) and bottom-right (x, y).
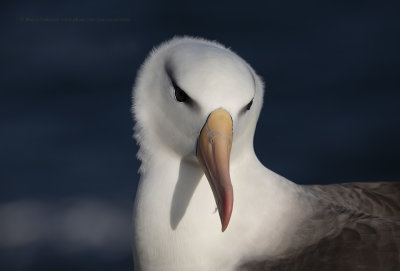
top-left (240, 217), bottom-right (400, 271)
top-left (239, 182), bottom-right (400, 271)
top-left (307, 182), bottom-right (400, 219)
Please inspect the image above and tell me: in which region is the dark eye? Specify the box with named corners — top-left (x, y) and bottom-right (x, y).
top-left (245, 99), bottom-right (253, 110)
top-left (172, 80), bottom-right (189, 103)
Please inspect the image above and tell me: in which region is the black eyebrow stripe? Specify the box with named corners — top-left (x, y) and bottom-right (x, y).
top-left (239, 98), bottom-right (254, 115)
top-left (164, 63), bottom-right (200, 109)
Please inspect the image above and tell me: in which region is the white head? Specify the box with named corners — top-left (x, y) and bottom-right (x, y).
top-left (132, 36), bottom-right (264, 230)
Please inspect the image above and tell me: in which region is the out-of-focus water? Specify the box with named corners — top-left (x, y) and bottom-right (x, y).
top-left (1, 1), bottom-right (399, 270)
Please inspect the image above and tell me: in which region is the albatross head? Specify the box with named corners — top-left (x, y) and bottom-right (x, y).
top-left (133, 37), bottom-right (264, 231)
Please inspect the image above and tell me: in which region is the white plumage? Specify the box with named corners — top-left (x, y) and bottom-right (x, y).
top-left (132, 37), bottom-right (400, 271)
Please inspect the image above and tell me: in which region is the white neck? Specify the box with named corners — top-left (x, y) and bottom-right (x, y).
top-left (133, 148), bottom-right (308, 270)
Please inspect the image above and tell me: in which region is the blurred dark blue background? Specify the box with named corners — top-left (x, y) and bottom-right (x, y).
top-left (1, 0), bottom-right (399, 270)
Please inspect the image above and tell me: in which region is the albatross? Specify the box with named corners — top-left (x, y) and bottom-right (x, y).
top-left (132, 37), bottom-right (400, 271)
